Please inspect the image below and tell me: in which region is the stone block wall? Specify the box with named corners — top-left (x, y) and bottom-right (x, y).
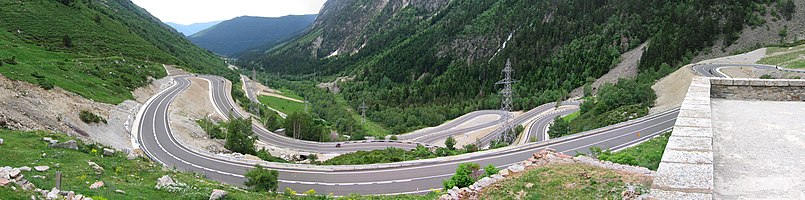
top-left (710, 79), bottom-right (805, 101)
top-left (651, 77), bottom-right (715, 199)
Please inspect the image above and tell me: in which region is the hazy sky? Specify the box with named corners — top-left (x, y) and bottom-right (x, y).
top-left (132, 0), bottom-right (327, 25)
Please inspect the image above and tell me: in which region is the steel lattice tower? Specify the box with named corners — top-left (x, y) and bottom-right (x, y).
top-left (495, 59), bottom-right (518, 144)
top-left (359, 101), bottom-right (368, 124)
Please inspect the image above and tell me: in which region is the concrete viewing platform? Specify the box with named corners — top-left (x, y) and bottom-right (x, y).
top-left (652, 77), bottom-right (805, 199)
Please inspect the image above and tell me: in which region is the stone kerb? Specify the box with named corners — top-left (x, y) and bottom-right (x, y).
top-left (651, 77), bottom-right (715, 200)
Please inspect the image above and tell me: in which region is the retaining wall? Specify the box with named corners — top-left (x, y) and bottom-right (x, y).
top-left (710, 78), bottom-right (805, 101)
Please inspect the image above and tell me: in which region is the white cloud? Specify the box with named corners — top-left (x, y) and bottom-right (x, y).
top-left (131, 0), bottom-right (327, 25)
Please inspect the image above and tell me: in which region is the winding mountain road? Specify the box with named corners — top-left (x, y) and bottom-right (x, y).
top-left (136, 76), bottom-right (682, 195)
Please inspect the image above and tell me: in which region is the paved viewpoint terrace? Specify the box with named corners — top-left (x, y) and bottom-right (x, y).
top-left (652, 77), bottom-right (805, 199)
top-left (712, 99), bottom-right (805, 199)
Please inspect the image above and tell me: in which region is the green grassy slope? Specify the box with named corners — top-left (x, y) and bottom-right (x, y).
top-left (0, 0), bottom-right (231, 104)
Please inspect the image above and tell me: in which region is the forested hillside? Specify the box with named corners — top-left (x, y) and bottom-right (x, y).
top-left (191, 15), bottom-right (318, 56)
top-left (238, 0), bottom-right (793, 135)
top-left (0, 0), bottom-right (231, 103)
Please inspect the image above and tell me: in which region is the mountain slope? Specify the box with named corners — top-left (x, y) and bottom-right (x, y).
top-left (239, 0), bottom-right (791, 134)
top-left (0, 0), bottom-right (230, 104)
top-left (166, 21), bottom-right (222, 36)
top-left (190, 15), bottom-right (317, 56)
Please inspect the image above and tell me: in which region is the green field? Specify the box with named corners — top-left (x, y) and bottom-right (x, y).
top-left (0, 130), bottom-right (441, 199)
top-left (759, 44), bottom-right (805, 69)
top-left (477, 163), bottom-right (651, 199)
top-left (278, 88), bottom-right (305, 101)
top-left (258, 95), bottom-right (306, 115)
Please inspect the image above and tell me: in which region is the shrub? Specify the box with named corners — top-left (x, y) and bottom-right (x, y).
top-left (389, 135), bottom-right (398, 140)
top-left (244, 165), bottom-right (279, 192)
top-left (37, 78), bottom-right (54, 90)
top-left (463, 143), bottom-right (478, 153)
top-left (760, 74), bottom-right (775, 79)
top-left (443, 163), bottom-right (482, 189)
top-left (445, 136), bottom-right (456, 150)
top-left (483, 164), bottom-right (499, 177)
top-left (196, 119), bottom-right (225, 139)
top-left (224, 117), bottom-right (256, 155)
top-left (255, 149), bottom-right (288, 163)
top-left (79, 110), bottom-right (107, 124)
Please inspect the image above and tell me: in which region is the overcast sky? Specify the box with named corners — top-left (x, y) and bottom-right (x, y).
top-left (132, 0), bottom-right (327, 25)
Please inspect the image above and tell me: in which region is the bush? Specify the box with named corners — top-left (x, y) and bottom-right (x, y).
top-left (445, 136), bottom-right (456, 150)
top-left (760, 74), bottom-right (775, 79)
top-left (196, 119), bottom-right (225, 139)
top-left (483, 164), bottom-right (499, 177)
top-left (463, 143), bottom-right (478, 153)
top-left (79, 110), bottom-right (107, 124)
top-left (389, 135), bottom-right (398, 140)
top-left (37, 78), bottom-right (54, 90)
top-left (224, 117), bottom-right (256, 155)
top-left (547, 116), bottom-right (569, 138)
top-left (244, 165), bottom-right (279, 192)
top-left (255, 149), bottom-right (288, 163)
top-left (443, 163), bottom-right (481, 189)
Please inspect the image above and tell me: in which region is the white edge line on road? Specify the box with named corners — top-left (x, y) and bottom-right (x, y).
top-left (133, 76), bottom-right (175, 151)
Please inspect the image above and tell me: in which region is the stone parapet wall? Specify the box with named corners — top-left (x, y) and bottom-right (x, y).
top-left (710, 78), bottom-right (805, 101)
top-left (651, 77), bottom-right (715, 199)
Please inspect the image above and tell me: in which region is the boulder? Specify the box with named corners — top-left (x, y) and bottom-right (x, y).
top-left (8, 169), bottom-right (21, 179)
top-left (0, 138), bottom-right (4, 145)
top-left (499, 169), bottom-right (510, 177)
top-left (475, 177), bottom-right (494, 188)
top-left (209, 189), bottom-right (228, 200)
top-left (18, 166), bottom-right (31, 172)
top-left (102, 148), bottom-right (115, 156)
top-left (155, 175), bottom-right (177, 190)
top-left (34, 166), bottom-right (49, 172)
top-left (46, 188), bottom-right (60, 200)
top-left (66, 191), bottom-right (75, 200)
top-left (50, 140), bottom-right (78, 150)
top-left (507, 164), bottom-right (525, 173)
top-left (21, 182), bottom-right (35, 191)
top-left (0, 178), bottom-right (10, 186)
top-left (43, 137), bottom-right (53, 143)
top-left (447, 186), bottom-right (459, 196)
top-left (89, 181), bottom-right (104, 189)
top-left (115, 189), bottom-right (125, 194)
top-left (87, 162), bottom-right (103, 175)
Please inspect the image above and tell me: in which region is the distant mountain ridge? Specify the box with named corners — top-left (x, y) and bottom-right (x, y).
top-left (189, 15), bottom-right (317, 56)
top-left (166, 21), bottom-right (222, 36)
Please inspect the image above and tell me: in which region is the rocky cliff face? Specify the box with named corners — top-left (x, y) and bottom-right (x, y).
top-left (310, 0), bottom-right (450, 57)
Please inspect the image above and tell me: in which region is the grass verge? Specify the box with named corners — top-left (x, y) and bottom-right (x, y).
top-left (562, 111), bottom-right (580, 123)
top-left (594, 132), bottom-right (671, 170)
